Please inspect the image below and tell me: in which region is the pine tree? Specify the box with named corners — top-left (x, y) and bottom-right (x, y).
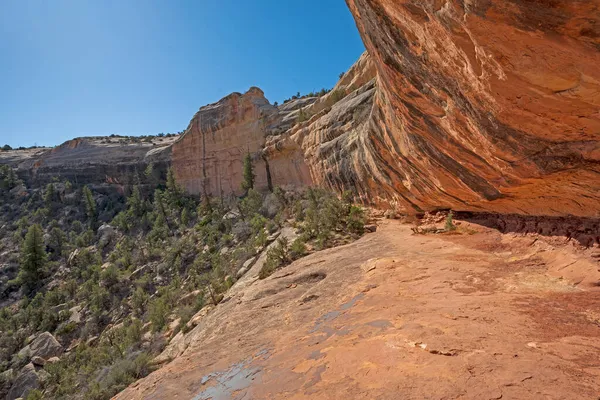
top-left (166, 168), bottom-right (180, 194)
top-left (241, 152), bottom-right (255, 192)
top-left (180, 207), bottom-right (190, 227)
top-left (82, 186), bottom-right (97, 228)
top-left (151, 189), bottom-right (172, 239)
top-left (166, 168), bottom-right (183, 208)
top-left (44, 183), bottom-right (55, 207)
top-left (19, 224), bottom-right (47, 294)
top-left (47, 226), bottom-right (66, 260)
top-left (127, 186), bottom-right (145, 217)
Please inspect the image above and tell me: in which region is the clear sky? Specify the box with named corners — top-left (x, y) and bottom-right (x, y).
top-left (0, 0), bottom-right (365, 148)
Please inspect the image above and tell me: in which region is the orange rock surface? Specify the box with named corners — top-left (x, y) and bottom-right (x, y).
top-left (116, 220), bottom-right (600, 399)
top-left (342, 0), bottom-right (600, 215)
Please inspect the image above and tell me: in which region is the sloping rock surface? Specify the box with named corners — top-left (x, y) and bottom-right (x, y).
top-left (6, 363), bottom-right (39, 400)
top-left (116, 220), bottom-right (600, 399)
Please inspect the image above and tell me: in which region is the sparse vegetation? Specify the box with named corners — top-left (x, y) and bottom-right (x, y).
top-left (0, 157), bottom-right (367, 399)
top-left (297, 107), bottom-right (311, 123)
top-left (445, 211), bottom-right (456, 232)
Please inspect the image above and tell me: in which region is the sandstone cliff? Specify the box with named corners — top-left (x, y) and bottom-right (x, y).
top-left (171, 87), bottom-right (313, 197)
top-left (342, 0), bottom-right (600, 216)
top-left (173, 0), bottom-right (600, 218)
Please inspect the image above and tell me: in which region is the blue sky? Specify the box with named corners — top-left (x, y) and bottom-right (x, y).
top-left (0, 0), bottom-right (364, 148)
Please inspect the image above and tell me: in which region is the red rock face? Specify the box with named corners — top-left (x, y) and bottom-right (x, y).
top-left (344, 0), bottom-right (600, 216)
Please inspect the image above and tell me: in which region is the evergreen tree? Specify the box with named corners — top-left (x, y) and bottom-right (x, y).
top-left (127, 186), bottom-right (145, 218)
top-left (47, 226), bottom-right (66, 260)
top-left (180, 207), bottom-right (190, 227)
top-left (44, 183), bottom-right (55, 208)
top-left (144, 162), bottom-right (158, 188)
top-left (166, 168), bottom-right (183, 208)
top-left (166, 168), bottom-right (179, 194)
top-left (19, 224), bottom-right (47, 294)
top-left (241, 152), bottom-right (255, 192)
top-left (82, 186), bottom-right (97, 228)
top-left (0, 165), bottom-right (18, 191)
top-left (151, 189), bottom-right (172, 239)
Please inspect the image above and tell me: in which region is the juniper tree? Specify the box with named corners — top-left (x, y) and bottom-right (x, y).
top-left (82, 186), bottom-right (97, 228)
top-left (19, 224), bottom-right (47, 294)
top-left (44, 183), bottom-right (56, 209)
top-left (241, 152), bottom-right (255, 192)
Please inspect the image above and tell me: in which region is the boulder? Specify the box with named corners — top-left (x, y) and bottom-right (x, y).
top-left (6, 363), bottom-right (39, 400)
top-left (364, 225), bottom-right (377, 233)
top-left (68, 305), bottom-right (82, 324)
top-left (97, 224), bottom-right (116, 246)
top-left (66, 248), bottom-right (80, 268)
top-left (18, 332), bottom-right (63, 362)
top-left (237, 257), bottom-right (257, 279)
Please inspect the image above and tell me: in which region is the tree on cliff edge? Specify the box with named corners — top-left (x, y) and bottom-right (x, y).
top-left (241, 152), bottom-right (255, 193)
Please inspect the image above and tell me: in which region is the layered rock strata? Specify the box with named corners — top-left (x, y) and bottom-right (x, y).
top-left (342, 0), bottom-right (600, 216)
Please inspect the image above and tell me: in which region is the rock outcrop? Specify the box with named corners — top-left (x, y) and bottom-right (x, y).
top-left (6, 363), bottom-right (39, 400)
top-left (341, 0), bottom-right (600, 216)
top-left (172, 1), bottom-right (600, 218)
top-left (17, 332), bottom-right (63, 362)
top-left (171, 87), bottom-right (313, 197)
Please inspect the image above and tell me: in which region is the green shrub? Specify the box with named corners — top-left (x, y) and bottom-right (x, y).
top-left (330, 89), bottom-right (347, 103)
top-left (347, 205), bottom-right (365, 235)
top-left (25, 389), bottom-right (43, 400)
top-left (149, 298), bottom-right (169, 332)
top-left (289, 237), bottom-right (307, 260)
top-left (131, 287), bottom-right (149, 317)
top-left (259, 237), bottom-right (290, 279)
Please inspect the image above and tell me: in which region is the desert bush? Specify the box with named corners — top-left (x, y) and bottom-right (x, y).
top-left (289, 237), bottom-right (307, 259)
top-left (347, 205), bottom-right (365, 235)
top-left (148, 298), bottom-right (169, 332)
top-left (259, 237), bottom-right (290, 279)
top-left (445, 211), bottom-right (456, 231)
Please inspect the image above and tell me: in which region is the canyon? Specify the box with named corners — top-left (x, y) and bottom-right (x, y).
top-left (4, 1), bottom-right (599, 218)
top-left (1, 1), bottom-right (599, 399)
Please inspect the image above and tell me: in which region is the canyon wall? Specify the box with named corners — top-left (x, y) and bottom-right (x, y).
top-left (0, 136), bottom-right (173, 189)
top-left (341, 0), bottom-right (600, 216)
top-left (176, 0), bottom-right (600, 218)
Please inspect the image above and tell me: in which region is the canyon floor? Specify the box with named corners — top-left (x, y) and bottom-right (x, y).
top-left (117, 219), bottom-right (600, 400)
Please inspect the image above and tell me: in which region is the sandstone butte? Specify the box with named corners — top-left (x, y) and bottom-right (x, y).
top-left (1, 2), bottom-right (599, 398)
